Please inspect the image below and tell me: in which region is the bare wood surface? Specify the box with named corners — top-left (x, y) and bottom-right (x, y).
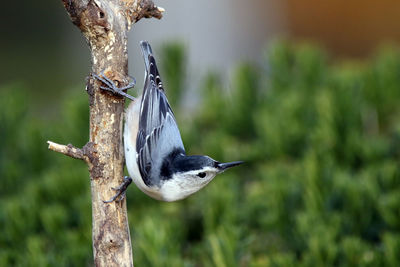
top-left (47, 141), bottom-right (86, 161)
top-left (48, 0), bottom-right (164, 266)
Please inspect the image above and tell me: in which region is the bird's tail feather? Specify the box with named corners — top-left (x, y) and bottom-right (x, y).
top-left (140, 40), bottom-right (164, 91)
top-left (140, 40), bottom-right (153, 72)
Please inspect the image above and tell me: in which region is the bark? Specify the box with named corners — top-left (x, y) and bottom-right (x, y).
top-left (48, 0), bottom-right (164, 266)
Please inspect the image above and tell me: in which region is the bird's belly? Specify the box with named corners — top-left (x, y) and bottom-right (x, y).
top-left (124, 98), bottom-right (164, 200)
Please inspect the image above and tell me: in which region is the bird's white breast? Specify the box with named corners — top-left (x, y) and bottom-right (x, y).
top-left (124, 97), bottom-right (163, 200)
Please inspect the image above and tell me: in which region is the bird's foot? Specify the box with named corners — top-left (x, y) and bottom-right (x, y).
top-left (93, 72), bottom-right (136, 101)
top-left (103, 176), bottom-right (133, 203)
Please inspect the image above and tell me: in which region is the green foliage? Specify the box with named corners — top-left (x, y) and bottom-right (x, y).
top-left (1, 41), bottom-right (400, 266)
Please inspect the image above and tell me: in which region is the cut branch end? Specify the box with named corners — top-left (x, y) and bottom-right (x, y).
top-left (47, 141), bottom-right (86, 161)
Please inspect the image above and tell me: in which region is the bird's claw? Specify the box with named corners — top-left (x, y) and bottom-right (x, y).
top-left (93, 72), bottom-right (136, 101)
top-left (103, 176), bottom-right (133, 203)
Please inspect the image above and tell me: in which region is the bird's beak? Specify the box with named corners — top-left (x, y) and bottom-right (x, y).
top-left (217, 161), bottom-right (244, 172)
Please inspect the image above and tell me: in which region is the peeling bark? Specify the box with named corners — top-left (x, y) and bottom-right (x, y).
top-left (48, 0), bottom-right (164, 266)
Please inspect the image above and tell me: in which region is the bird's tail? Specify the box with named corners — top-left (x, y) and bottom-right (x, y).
top-left (140, 40), bottom-right (154, 74)
top-left (140, 40), bottom-right (163, 91)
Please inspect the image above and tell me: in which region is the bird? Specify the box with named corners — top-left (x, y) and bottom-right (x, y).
top-left (94, 41), bottom-right (243, 202)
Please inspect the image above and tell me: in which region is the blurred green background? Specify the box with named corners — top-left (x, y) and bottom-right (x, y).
top-left (2, 42), bottom-right (400, 266)
top-left (2, 1), bottom-right (400, 266)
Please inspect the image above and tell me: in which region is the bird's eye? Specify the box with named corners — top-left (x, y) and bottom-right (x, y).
top-left (197, 172), bottom-right (206, 178)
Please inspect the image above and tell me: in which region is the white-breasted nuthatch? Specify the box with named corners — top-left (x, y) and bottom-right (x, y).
top-left (95, 41), bottom-right (243, 202)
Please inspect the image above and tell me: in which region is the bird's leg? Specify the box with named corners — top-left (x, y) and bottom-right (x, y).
top-left (93, 72), bottom-right (136, 101)
top-left (103, 176), bottom-right (133, 203)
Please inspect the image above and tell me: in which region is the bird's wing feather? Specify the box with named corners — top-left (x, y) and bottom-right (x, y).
top-left (136, 41), bottom-right (185, 186)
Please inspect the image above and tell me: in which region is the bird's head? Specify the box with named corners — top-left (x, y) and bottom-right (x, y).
top-left (160, 154), bottom-right (243, 201)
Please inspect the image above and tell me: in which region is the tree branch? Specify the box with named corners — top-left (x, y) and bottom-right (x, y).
top-left (49, 0), bottom-right (164, 266)
top-left (47, 141), bottom-right (85, 161)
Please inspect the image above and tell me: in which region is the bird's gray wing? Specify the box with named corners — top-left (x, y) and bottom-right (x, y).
top-left (136, 41), bottom-right (185, 186)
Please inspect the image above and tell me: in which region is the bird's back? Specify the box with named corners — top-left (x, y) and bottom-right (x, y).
top-left (135, 41), bottom-right (185, 187)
